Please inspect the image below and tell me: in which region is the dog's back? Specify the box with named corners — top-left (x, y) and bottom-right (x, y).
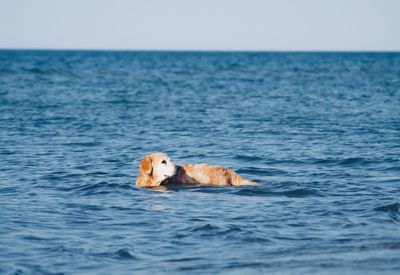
top-left (164, 164), bottom-right (257, 186)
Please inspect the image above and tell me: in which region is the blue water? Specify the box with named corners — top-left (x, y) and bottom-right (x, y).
top-left (1, 50), bottom-right (400, 274)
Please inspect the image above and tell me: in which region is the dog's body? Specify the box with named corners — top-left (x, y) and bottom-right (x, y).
top-left (135, 152), bottom-right (257, 188)
top-left (162, 164), bottom-right (257, 187)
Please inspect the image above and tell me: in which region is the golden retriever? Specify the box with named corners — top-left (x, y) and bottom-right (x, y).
top-left (135, 152), bottom-right (258, 187)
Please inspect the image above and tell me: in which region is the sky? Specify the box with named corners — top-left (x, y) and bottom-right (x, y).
top-left (0, 0), bottom-right (399, 51)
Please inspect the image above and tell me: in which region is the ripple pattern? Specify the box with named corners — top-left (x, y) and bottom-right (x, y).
top-left (0, 51), bottom-right (400, 274)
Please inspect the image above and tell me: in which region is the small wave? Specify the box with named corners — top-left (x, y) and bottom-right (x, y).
top-left (60, 181), bottom-right (132, 195)
top-left (116, 248), bottom-right (138, 260)
top-left (236, 167), bottom-right (283, 176)
top-left (185, 186), bottom-right (231, 194)
top-left (233, 155), bottom-right (264, 162)
top-left (0, 149), bottom-right (16, 155)
top-left (383, 242), bottom-right (400, 249)
top-left (177, 263), bottom-right (217, 271)
top-left (374, 203), bottom-right (399, 212)
top-left (21, 235), bottom-right (49, 241)
top-left (0, 68), bottom-right (16, 75)
top-left (282, 188), bottom-right (323, 198)
top-left (24, 67), bottom-right (47, 75)
top-left (23, 67), bottom-right (76, 78)
top-left (233, 188), bottom-right (274, 197)
top-left (106, 99), bottom-right (133, 105)
top-left (310, 157), bottom-right (378, 167)
top-left (40, 172), bottom-right (79, 182)
top-left (311, 158), bottom-right (337, 165)
top-left (240, 236), bottom-right (273, 244)
top-left (84, 171), bottom-right (110, 176)
top-left (165, 257), bottom-right (205, 263)
top-left (338, 157), bottom-right (366, 165)
top-left (62, 141), bottom-right (102, 147)
top-left (382, 166), bottom-right (400, 172)
top-left (221, 226), bottom-right (243, 234)
top-left (224, 261), bottom-right (271, 270)
top-left (234, 188), bottom-right (322, 198)
top-left (189, 224), bottom-right (220, 232)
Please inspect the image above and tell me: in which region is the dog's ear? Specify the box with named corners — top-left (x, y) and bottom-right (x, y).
top-left (140, 155), bottom-right (153, 175)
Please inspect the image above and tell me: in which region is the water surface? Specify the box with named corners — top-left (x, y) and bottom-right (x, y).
top-left (0, 50), bottom-right (400, 274)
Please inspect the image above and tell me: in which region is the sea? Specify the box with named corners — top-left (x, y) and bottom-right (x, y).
top-left (0, 50), bottom-right (399, 274)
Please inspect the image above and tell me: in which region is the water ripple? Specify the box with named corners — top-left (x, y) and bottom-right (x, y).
top-left (1, 51), bottom-right (400, 274)
top-left (375, 203), bottom-right (400, 212)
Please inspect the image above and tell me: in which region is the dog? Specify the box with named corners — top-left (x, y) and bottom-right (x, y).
top-left (135, 152), bottom-right (258, 188)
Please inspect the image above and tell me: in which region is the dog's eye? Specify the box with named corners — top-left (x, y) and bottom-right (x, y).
top-left (161, 160), bottom-right (167, 164)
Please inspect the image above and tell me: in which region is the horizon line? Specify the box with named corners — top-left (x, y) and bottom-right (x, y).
top-left (1, 47), bottom-right (399, 53)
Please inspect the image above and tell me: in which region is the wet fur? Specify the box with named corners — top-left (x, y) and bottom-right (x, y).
top-left (136, 152), bottom-right (258, 187)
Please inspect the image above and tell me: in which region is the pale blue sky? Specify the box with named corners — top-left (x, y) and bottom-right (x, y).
top-left (1, 0), bottom-right (399, 51)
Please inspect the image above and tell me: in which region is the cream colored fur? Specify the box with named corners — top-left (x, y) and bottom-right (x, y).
top-left (136, 152), bottom-right (258, 187)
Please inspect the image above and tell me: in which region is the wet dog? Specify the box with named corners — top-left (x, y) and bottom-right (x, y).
top-left (135, 152), bottom-right (258, 188)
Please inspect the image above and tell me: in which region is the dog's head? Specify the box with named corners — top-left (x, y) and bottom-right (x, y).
top-left (136, 152), bottom-right (176, 187)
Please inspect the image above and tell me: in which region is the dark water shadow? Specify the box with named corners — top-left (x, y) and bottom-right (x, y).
top-left (140, 183), bottom-right (324, 199)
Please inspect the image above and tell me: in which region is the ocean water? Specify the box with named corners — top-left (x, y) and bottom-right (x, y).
top-left (0, 50), bottom-right (399, 274)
